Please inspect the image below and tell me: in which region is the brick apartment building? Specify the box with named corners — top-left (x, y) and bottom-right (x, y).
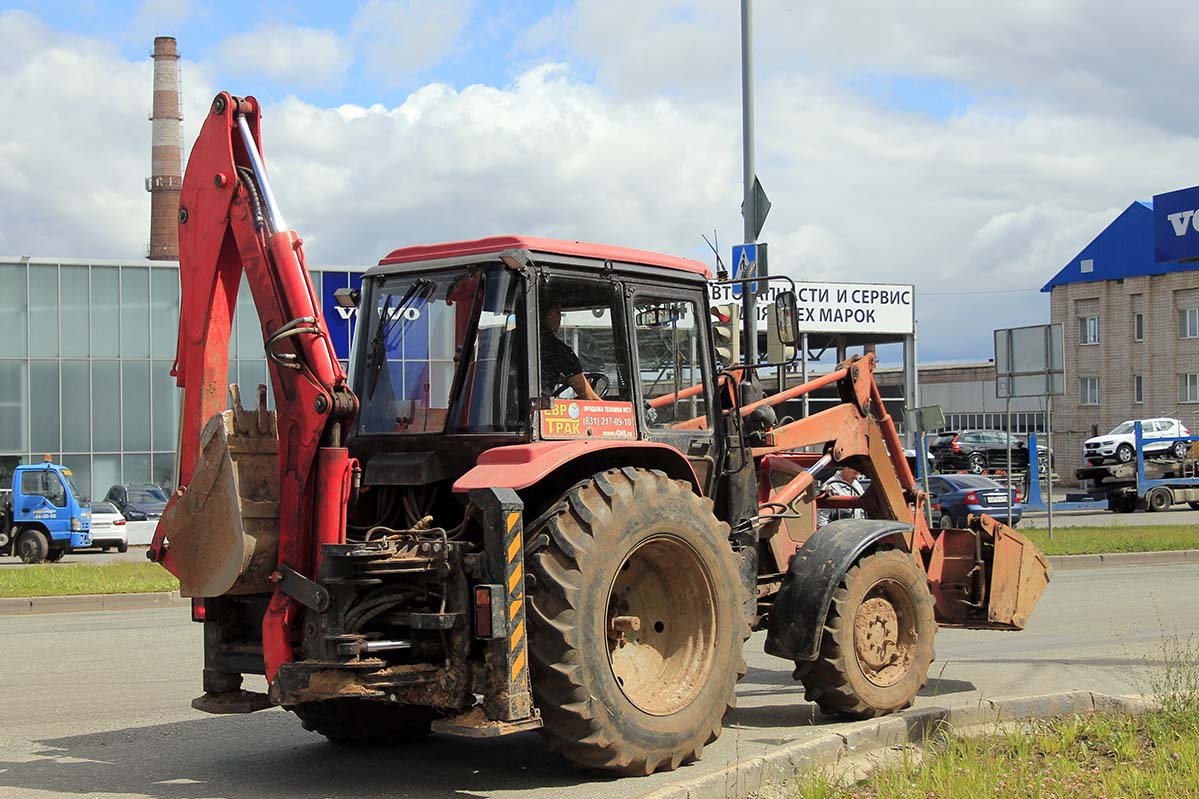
top-left (1043, 200), bottom-right (1199, 484)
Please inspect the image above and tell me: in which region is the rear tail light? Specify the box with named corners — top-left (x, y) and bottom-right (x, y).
top-left (114, 519), bottom-right (126, 526)
top-left (931, 503), bottom-right (940, 511)
top-left (950, 435), bottom-right (961, 453)
top-left (1013, 489), bottom-right (1022, 503)
top-left (963, 491), bottom-right (979, 504)
top-left (191, 598), bottom-right (206, 623)
top-left (474, 584), bottom-right (504, 639)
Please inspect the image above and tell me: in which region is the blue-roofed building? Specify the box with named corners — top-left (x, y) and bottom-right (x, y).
top-left (1042, 201), bottom-right (1199, 483)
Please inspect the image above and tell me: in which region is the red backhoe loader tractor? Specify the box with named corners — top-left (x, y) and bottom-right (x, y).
top-left (152, 93), bottom-right (1051, 775)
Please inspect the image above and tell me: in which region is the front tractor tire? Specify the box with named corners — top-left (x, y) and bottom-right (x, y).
top-left (290, 699), bottom-right (435, 745)
top-left (527, 467), bottom-right (746, 775)
top-left (794, 549), bottom-right (936, 720)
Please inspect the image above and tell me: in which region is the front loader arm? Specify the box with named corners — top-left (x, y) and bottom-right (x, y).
top-left (151, 93), bottom-right (358, 682)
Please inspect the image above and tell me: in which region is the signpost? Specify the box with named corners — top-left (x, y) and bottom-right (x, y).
top-left (995, 324), bottom-right (1065, 538)
top-left (906, 405), bottom-right (945, 529)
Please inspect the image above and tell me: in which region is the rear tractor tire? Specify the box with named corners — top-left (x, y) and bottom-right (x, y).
top-left (290, 699), bottom-right (435, 745)
top-left (527, 467), bottom-right (746, 775)
top-left (794, 549), bottom-right (936, 720)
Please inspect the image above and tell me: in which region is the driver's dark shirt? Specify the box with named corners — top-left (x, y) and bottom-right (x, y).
top-left (541, 330), bottom-right (583, 394)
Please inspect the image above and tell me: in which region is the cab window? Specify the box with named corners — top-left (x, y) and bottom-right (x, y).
top-left (22, 471), bottom-right (66, 507)
top-left (632, 295), bottom-right (711, 430)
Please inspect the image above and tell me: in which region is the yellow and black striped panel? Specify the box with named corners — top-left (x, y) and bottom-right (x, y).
top-left (504, 511), bottom-right (528, 688)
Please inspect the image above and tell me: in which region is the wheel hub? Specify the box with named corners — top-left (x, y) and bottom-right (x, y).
top-left (854, 597), bottom-right (898, 670)
top-left (606, 536), bottom-right (716, 716)
top-left (852, 581), bottom-right (917, 688)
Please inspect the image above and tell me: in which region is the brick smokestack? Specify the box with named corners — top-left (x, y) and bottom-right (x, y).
top-left (147, 36), bottom-right (182, 261)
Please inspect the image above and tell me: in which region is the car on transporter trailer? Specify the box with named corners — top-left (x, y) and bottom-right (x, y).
top-left (1083, 418), bottom-right (1191, 465)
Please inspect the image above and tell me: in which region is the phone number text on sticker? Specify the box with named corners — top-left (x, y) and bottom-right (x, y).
top-left (541, 399), bottom-right (637, 440)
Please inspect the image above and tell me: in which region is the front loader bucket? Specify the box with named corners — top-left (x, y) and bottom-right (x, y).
top-left (158, 385), bottom-right (280, 597)
top-left (927, 514), bottom-right (1051, 630)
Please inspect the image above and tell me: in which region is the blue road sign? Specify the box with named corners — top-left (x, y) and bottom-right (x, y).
top-left (1154, 185), bottom-right (1199, 263)
top-left (731, 243), bottom-right (757, 297)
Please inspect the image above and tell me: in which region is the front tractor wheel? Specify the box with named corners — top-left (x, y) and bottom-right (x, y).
top-left (527, 467), bottom-right (745, 775)
top-left (795, 549), bottom-right (936, 720)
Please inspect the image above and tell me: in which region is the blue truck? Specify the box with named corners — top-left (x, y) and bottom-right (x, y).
top-left (0, 457), bottom-right (91, 563)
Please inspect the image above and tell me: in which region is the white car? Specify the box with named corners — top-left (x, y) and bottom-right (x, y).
top-left (88, 501), bottom-right (129, 552)
top-left (1083, 418), bottom-right (1192, 465)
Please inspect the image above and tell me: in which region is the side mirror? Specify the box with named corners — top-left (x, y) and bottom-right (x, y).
top-left (773, 290), bottom-right (800, 346)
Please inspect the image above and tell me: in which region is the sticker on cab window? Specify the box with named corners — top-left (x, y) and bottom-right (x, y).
top-left (541, 399), bottom-right (637, 440)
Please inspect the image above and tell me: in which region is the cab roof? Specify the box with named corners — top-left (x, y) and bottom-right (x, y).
top-left (378, 235), bottom-right (712, 278)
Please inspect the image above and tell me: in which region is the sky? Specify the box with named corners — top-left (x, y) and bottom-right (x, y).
top-left (2, 0), bottom-right (1198, 364)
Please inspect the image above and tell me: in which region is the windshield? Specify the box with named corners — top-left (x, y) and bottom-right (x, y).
top-left (356, 264), bottom-right (526, 435)
top-left (63, 471), bottom-right (86, 503)
top-left (947, 475), bottom-right (1002, 489)
top-left (1109, 422), bottom-right (1136, 435)
top-left (128, 486), bottom-right (168, 504)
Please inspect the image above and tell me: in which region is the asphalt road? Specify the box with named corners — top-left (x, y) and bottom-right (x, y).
top-left (1, 562), bottom-right (1195, 799)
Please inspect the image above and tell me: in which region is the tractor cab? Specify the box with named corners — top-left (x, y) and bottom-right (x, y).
top-left (343, 236), bottom-right (728, 496)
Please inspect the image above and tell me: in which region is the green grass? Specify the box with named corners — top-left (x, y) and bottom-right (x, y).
top-left (788, 634), bottom-right (1199, 799)
top-left (0, 562), bottom-right (179, 597)
top-left (787, 710), bottom-right (1199, 799)
top-left (1018, 524), bottom-right (1199, 556)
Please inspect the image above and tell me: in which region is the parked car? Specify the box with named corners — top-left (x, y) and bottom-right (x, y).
top-left (1083, 418), bottom-right (1192, 465)
top-left (88, 501), bottom-right (128, 552)
top-left (904, 446), bottom-right (935, 476)
top-left (926, 474), bottom-right (1023, 528)
top-left (103, 484), bottom-right (169, 521)
top-left (929, 430), bottom-right (1034, 474)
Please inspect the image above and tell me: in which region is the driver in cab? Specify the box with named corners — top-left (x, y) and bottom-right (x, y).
top-left (541, 300), bottom-right (601, 401)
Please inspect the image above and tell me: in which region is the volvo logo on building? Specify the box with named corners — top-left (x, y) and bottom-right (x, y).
top-left (1153, 185), bottom-right (1199, 263)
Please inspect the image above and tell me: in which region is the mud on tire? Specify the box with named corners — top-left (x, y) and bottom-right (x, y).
top-left (289, 699), bottom-right (435, 745)
top-left (794, 549), bottom-right (936, 720)
top-left (527, 467), bottom-right (746, 775)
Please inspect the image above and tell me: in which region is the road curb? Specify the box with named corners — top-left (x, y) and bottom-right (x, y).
top-left (0, 590), bottom-right (187, 615)
top-left (642, 691), bottom-right (1156, 799)
top-left (1048, 549), bottom-right (1199, 571)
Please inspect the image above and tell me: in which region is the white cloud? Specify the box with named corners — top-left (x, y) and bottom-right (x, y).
top-left (128, 0), bottom-right (192, 40)
top-left (216, 25), bottom-right (352, 89)
top-left (7, 6), bottom-right (1199, 364)
top-left (351, 0), bottom-right (473, 86)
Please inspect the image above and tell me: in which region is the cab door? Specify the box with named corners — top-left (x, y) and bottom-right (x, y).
top-left (19, 469), bottom-right (69, 536)
top-left (627, 288), bottom-right (718, 493)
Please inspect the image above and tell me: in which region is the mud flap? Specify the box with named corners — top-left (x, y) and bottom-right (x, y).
top-left (764, 518), bottom-right (914, 662)
top-left (927, 514), bottom-right (1051, 629)
top-left (157, 385), bottom-right (280, 597)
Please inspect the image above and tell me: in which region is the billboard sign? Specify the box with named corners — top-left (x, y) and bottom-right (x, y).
top-left (709, 280), bottom-right (914, 334)
top-left (1153, 185), bottom-right (1199, 263)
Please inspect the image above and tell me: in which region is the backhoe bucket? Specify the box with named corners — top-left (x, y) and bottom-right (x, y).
top-left (927, 514), bottom-right (1051, 629)
top-left (158, 385), bottom-right (280, 597)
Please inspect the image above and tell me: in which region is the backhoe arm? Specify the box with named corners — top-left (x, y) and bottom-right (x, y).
top-left (151, 93), bottom-right (358, 682)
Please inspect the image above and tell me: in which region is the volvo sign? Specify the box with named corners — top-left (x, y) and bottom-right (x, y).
top-left (1153, 185), bottom-right (1199, 263)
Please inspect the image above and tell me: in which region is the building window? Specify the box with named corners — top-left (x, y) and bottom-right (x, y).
top-left (1180, 308), bottom-right (1199, 339)
top-left (1079, 377), bottom-right (1100, 405)
top-left (1079, 315), bottom-right (1100, 345)
top-left (1182, 373), bottom-right (1199, 404)
top-left (1080, 259), bottom-right (1094, 273)
top-left (1134, 312), bottom-right (1144, 342)
top-left (1134, 375), bottom-right (1144, 404)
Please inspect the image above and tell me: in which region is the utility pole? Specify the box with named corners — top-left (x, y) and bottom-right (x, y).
top-left (740, 0), bottom-right (757, 365)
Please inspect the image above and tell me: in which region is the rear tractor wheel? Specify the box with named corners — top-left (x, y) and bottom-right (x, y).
top-left (794, 549), bottom-right (936, 719)
top-left (290, 699), bottom-right (435, 745)
top-left (527, 467), bottom-right (746, 775)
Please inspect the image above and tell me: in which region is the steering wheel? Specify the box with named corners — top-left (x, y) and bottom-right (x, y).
top-left (551, 371), bottom-right (610, 399)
